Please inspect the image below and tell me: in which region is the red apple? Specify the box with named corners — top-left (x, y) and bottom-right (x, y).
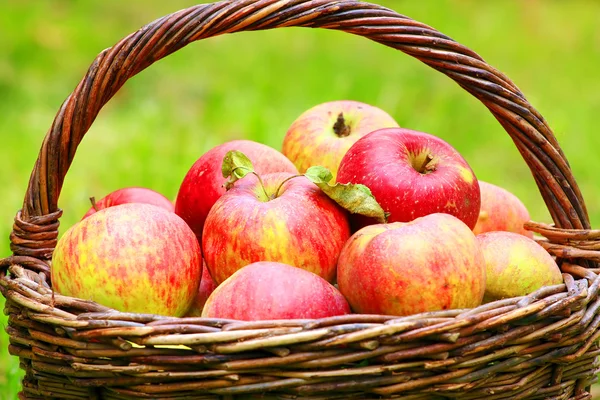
top-left (184, 260), bottom-right (218, 317)
top-left (473, 181), bottom-right (533, 238)
top-left (202, 172), bottom-right (351, 284)
top-left (476, 231), bottom-right (562, 302)
top-left (202, 262), bottom-right (350, 320)
top-left (82, 187), bottom-right (174, 219)
top-left (282, 100), bottom-right (399, 180)
top-left (337, 213), bottom-right (486, 316)
top-left (175, 140), bottom-right (298, 241)
top-left (337, 128), bottom-right (481, 229)
top-left (52, 203), bottom-right (202, 317)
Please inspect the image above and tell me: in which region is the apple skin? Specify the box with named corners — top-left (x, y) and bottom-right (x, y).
top-left (473, 181), bottom-right (533, 238)
top-left (282, 100), bottom-right (399, 180)
top-left (82, 187), bottom-right (174, 220)
top-left (202, 172), bottom-right (351, 284)
top-left (336, 128), bottom-right (481, 230)
top-left (337, 213), bottom-right (486, 316)
top-left (175, 140), bottom-right (298, 242)
top-left (476, 231), bottom-right (563, 302)
top-left (52, 203), bottom-right (202, 317)
top-left (184, 260), bottom-right (218, 317)
top-left (202, 262), bottom-right (350, 320)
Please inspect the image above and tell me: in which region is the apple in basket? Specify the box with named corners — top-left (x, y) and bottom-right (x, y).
top-left (337, 213), bottom-right (486, 316)
top-left (476, 231), bottom-right (563, 302)
top-left (281, 100), bottom-right (399, 180)
top-left (473, 180), bottom-right (533, 238)
top-left (202, 262), bottom-right (350, 320)
top-left (82, 186), bottom-right (174, 219)
top-left (52, 203), bottom-right (202, 317)
top-left (184, 260), bottom-right (218, 317)
top-left (337, 128), bottom-right (481, 230)
top-left (175, 139), bottom-right (298, 242)
top-left (202, 169), bottom-right (351, 284)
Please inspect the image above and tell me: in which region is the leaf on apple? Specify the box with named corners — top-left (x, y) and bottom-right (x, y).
top-left (222, 150), bottom-right (255, 190)
top-left (305, 165), bottom-right (334, 184)
top-left (305, 166), bottom-right (387, 223)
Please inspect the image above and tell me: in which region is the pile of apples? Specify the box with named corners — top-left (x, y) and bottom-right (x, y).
top-left (51, 101), bottom-right (563, 320)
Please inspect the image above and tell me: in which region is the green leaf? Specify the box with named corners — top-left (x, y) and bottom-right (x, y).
top-left (221, 150), bottom-right (255, 190)
top-left (305, 166), bottom-right (387, 223)
top-left (304, 165), bottom-right (333, 185)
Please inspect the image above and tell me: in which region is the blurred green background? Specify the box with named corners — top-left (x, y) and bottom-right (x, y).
top-left (1, 0), bottom-right (600, 398)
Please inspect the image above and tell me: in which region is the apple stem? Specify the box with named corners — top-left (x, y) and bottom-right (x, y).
top-left (251, 171), bottom-right (271, 201)
top-left (333, 112), bottom-right (351, 138)
top-left (419, 154), bottom-right (435, 174)
top-left (89, 196), bottom-right (99, 212)
top-left (273, 174), bottom-right (304, 199)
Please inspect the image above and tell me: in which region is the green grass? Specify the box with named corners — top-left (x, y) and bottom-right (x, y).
top-left (1, 1), bottom-right (600, 398)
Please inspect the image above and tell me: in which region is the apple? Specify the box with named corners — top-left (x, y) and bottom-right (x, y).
top-left (336, 128), bottom-right (481, 230)
top-left (175, 140), bottom-right (298, 241)
top-left (202, 262), bottom-right (350, 320)
top-left (337, 213), bottom-right (486, 316)
top-left (476, 231), bottom-right (563, 302)
top-left (202, 172), bottom-right (350, 284)
top-left (184, 260), bottom-right (218, 317)
top-left (52, 203), bottom-right (202, 317)
top-left (82, 187), bottom-right (174, 219)
top-left (281, 100), bottom-right (399, 180)
top-left (473, 181), bottom-right (533, 238)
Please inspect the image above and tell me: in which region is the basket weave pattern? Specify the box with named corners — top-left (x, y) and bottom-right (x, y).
top-left (2, 1), bottom-right (600, 399)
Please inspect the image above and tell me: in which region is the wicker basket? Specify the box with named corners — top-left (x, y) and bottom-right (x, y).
top-left (2, 1), bottom-right (600, 399)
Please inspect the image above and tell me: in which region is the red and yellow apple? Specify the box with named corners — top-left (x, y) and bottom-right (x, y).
top-left (52, 203), bottom-right (202, 317)
top-left (82, 187), bottom-right (174, 219)
top-left (282, 100), bottom-right (399, 180)
top-left (175, 140), bottom-right (298, 241)
top-left (473, 181), bottom-right (533, 238)
top-left (337, 213), bottom-right (486, 316)
top-left (337, 128), bottom-right (481, 229)
top-left (202, 172), bottom-right (350, 284)
top-left (184, 260), bottom-right (218, 317)
top-left (202, 262), bottom-right (350, 320)
top-left (476, 231), bottom-right (563, 301)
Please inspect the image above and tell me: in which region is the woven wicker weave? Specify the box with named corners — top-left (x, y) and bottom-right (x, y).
top-left (2, 1), bottom-right (600, 399)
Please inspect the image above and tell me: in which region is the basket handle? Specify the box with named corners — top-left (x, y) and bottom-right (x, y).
top-left (13, 0), bottom-right (590, 260)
